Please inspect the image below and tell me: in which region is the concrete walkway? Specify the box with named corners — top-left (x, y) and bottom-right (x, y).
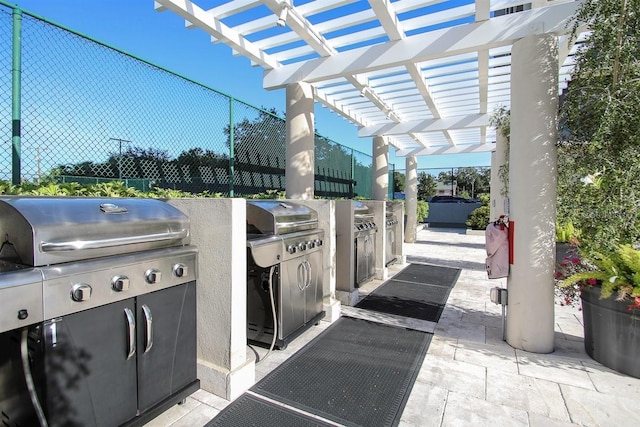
top-left (147, 227), bottom-right (640, 427)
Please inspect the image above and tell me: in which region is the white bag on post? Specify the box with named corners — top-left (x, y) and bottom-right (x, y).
top-left (485, 220), bottom-right (509, 279)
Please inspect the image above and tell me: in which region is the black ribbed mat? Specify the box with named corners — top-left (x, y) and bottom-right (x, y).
top-left (392, 263), bottom-right (461, 287)
top-left (250, 317), bottom-right (431, 427)
top-left (205, 394), bottom-right (335, 427)
top-left (355, 280), bottom-right (450, 322)
top-left (354, 264), bottom-right (460, 323)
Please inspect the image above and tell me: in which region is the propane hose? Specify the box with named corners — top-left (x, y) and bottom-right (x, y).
top-left (256, 265), bottom-right (278, 365)
top-left (21, 328), bottom-right (48, 427)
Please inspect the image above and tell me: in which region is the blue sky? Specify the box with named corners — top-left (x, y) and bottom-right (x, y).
top-left (10, 0), bottom-right (491, 172)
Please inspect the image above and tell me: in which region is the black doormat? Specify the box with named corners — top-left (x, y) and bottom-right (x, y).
top-left (355, 280), bottom-right (451, 322)
top-left (204, 394), bottom-right (335, 427)
top-left (250, 317), bottom-right (431, 427)
top-left (391, 263), bottom-right (461, 287)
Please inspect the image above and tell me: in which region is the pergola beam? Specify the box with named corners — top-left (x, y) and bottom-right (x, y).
top-left (398, 142), bottom-right (496, 157)
top-left (155, 0), bottom-right (280, 69)
top-left (263, 1), bottom-right (580, 89)
top-left (359, 113), bottom-right (490, 137)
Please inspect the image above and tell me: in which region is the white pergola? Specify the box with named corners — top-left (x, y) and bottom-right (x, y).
top-left (153, 0), bottom-right (592, 394)
top-left (154, 0), bottom-right (584, 158)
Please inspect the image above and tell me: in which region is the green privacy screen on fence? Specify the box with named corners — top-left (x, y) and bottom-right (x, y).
top-left (0, 2), bottom-right (393, 199)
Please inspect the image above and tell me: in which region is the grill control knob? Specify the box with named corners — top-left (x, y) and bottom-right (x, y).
top-left (306, 240), bottom-right (315, 249)
top-left (298, 242), bottom-right (307, 251)
top-left (315, 239), bottom-right (323, 246)
top-left (287, 245), bottom-right (297, 254)
top-left (145, 269), bottom-right (162, 284)
top-left (71, 283), bottom-right (92, 302)
top-left (112, 275), bottom-right (130, 292)
top-left (173, 263), bottom-right (188, 278)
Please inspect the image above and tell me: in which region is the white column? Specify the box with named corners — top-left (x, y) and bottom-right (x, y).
top-left (490, 129), bottom-right (508, 220)
top-left (372, 136), bottom-right (389, 201)
top-left (506, 34), bottom-right (558, 353)
top-left (285, 82), bottom-right (315, 199)
top-left (404, 156), bottom-right (418, 243)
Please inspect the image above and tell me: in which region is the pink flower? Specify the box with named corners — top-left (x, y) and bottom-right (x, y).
top-left (587, 278), bottom-right (597, 286)
top-left (571, 258), bottom-right (580, 264)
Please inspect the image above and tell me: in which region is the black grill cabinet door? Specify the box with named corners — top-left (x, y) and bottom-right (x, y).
top-left (43, 299), bottom-right (138, 427)
top-left (136, 281), bottom-right (197, 413)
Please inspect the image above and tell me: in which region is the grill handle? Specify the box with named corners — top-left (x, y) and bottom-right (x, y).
top-left (124, 307), bottom-right (136, 360)
top-left (142, 304), bottom-right (153, 354)
top-left (276, 219), bottom-right (318, 229)
top-left (40, 229), bottom-right (188, 252)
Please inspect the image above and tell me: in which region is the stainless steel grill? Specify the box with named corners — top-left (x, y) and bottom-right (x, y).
top-left (353, 201), bottom-right (378, 286)
top-left (246, 200), bottom-right (324, 349)
top-left (385, 201), bottom-right (401, 267)
top-left (0, 197), bottom-right (199, 427)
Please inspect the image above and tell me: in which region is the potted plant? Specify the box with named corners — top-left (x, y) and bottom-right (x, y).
top-left (556, 0), bottom-right (640, 376)
top-left (556, 245), bottom-right (640, 377)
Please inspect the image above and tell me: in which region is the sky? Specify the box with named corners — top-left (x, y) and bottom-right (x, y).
top-left (9, 0), bottom-right (492, 172)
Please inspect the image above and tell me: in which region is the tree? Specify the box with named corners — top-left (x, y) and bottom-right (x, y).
top-left (417, 172), bottom-right (437, 200)
top-left (393, 171), bottom-right (405, 193)
top-left (558, 0), bottom-right (640, 251)
top-left (224, 107), bottom-right (285, 166)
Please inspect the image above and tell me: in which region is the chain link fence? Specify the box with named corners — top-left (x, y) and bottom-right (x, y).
top-left (0, 3), bottom-right (392, 199)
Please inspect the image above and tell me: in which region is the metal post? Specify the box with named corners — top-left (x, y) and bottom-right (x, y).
top-left (350, 149), bottom-right (355, 198)
top-left (228, 97), bottom-right (235, 197)
top-left (36, 146), bottom-right (41, 184)
top-left (108, 138), bottom-right (131, 180)
top-left (11, 8), bottom-right (22, 185)
top-left (450, 167), bottom-right (454, 196)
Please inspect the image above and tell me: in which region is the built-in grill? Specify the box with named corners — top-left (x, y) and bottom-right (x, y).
top-left (246, 200), bottom-right (324, 349)
top-left (0, 196), bottom-right (199, 427)
top-left (353, 201), bottom-right (378, 286)
top-left (385, 201), bottom-right (401, 267)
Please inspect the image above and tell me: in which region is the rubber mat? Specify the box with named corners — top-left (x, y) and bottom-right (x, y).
top-left (205, 394), bottom-right (335, 427)
top-left (391, 263), bottom-right (461, 287)
top-left (251, 317), bottom-right (431, 427)
top-left (355, 280), bottom-right (451, 322)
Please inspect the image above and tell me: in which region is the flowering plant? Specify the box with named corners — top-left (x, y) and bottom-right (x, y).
top-left (555, 244), bottom-right (640, 315)
top-left (554, 246), bottom-right (597, 307)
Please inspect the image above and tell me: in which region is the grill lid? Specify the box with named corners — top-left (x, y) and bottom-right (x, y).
top-left (353, 201), bottom-right (374, 223)
top-left (0, 197), bottom-right (190, 266)
top-left (247, 200), bottom-right (318, 236)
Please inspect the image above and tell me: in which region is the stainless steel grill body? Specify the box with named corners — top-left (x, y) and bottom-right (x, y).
top-left (246, 200), bottom-right (324, 349)
top-left (385, 201), bottom-right (401, 267)
top-left (0, 197), bottom-right (198, 427)
top-left (353, 201), bottom-right (377, 287)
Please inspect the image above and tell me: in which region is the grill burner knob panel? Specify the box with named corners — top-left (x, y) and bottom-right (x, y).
top-left (112, 275), bottom-right (130, 292)
top-left (71, 283), bottom-right (92, 302)
top-left (173, 263), bottom-right (188, 277)
top-left (145, 269), bottom-right (162, 284)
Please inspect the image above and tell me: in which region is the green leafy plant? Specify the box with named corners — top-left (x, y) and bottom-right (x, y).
top-left (557, 0), bottom-right (640, 254)
top-left (489, 107), bottom-right (510, 197)
top-left (558, 245), bottom-right (640, 310)
top-left (416, 200), bottom-right (428, 223)
top-left (465, 193), bottom-right (489, 230)
top-left (555, 222), bottom-right (578, 244)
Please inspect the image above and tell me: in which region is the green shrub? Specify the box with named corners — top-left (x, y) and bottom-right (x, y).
top-left (466, 205), bottom-right (490, 230)
top-left (417, 200), bottom-right (429, 222)
top-left (555, 222), bottom-right (578, 243)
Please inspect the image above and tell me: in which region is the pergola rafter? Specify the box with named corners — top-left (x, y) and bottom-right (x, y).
top-left (155, 0), bottom-right (585, 157)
